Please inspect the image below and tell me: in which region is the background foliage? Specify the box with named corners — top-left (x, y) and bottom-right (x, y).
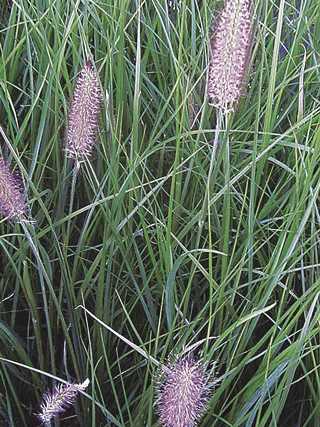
top-left (1, 0), bottom-right (320, 426)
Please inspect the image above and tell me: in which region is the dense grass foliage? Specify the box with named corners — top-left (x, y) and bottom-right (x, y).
top-left (1, 0), bottom-right (320, 425)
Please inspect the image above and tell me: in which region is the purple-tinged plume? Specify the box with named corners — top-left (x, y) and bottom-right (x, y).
top-left (167, 0), bottom-right (181, 11)
top-left (0, 158), bottom-right (27, 221)
top-left (37, 379), bottom-right (89, 424)
top-left (156, 354), bottom-right (216, 427)
top-left (65, 60), bottom-right (102, 161)
top-left (207, 0), bottom-right (253, 112)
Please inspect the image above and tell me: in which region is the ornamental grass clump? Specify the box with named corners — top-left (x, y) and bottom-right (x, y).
top-left (65, 60), bottom-right (102, 162)
top-left (207, 0), bottom-right (253, 112)
top-left (0, 158), bottom-right (27, 222)
top-left (37, 379), bottom-right (89, 425)
top-left (155, 354), bottom-right (216, 427)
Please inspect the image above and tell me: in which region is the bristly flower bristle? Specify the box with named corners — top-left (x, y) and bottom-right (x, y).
top-left (37, 379), bottom-right (89, 424)
top-left (65, 60), bottom-right (102, 161)
top-left (207, 0), bottom-right (253, 112)
top-left (0, 158), bottom-right (27, 221)
top-left (155, 354), bottom-right (216, 427)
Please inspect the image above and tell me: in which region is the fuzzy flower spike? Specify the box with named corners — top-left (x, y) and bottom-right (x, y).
top-left (0, 158), bottom-right (27, 222)
top-left (37, 378), bottom-right (89, 424)
top-left (207, 0), bottom-right (253, 112)
top-left (65, 60), bottom-right (102, 162)
top-left (156, 354), bottom-right (217, 427)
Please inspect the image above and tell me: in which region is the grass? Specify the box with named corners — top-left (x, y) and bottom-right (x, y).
top-left (1, 0), bottom-right (320, 425)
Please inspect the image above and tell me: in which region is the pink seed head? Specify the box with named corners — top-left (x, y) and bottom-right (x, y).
top-left (37, 379), bottom-right (89, 424)
top-left (65, 60), bottom-right (102, 161)
top-left (207, 0), bottom-right (253, 112)
top-left (156, 355), bottom-right (215, 427)
top-left (0, 158), bottom-right (27, 221)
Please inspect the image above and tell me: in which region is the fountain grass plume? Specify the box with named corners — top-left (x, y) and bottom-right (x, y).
top-left (65, 60), bottom-right (102, 162)
top-left (155, 354), bottom-right (217, 427)
top-left (37, 379), bottom-right (89, 424)
top-left (207, 0), bottom-right (253, 112)
top-left (0, 158), bottom-right (27, 222)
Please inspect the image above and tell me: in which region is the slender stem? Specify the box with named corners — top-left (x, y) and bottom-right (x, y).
top-left (193, 111), bottom-right (222, 267)
top-left (66, 161), bottom-right (80, 241)
top-left (21, 222), bottom-right (56, 375)
top-left (217, 111), bottom-right (232, 334)
top-left (63, 160), bottom-right (85, 375)
top-left (56, 155), bottom-right (69, 222)
top-left (70, 159), bottom-right (108, 282)
top-left (206, 110), bottom-right (222, 349)
top-left (221, 112), bottom-right (231, 282)
top-left (62, 159), bottom-right (79, 310)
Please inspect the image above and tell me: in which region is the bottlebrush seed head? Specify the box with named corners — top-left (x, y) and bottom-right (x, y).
top-left (65, 60), bottom-right (102, 161)
top-left (207, 0), bottom-right (253, 112)
top-left (37, 379), bottom-right (89, 424)
top-left (0, 158), bottom-right (27, 222)
top-left (155, 354), bottom-right (215, 427)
